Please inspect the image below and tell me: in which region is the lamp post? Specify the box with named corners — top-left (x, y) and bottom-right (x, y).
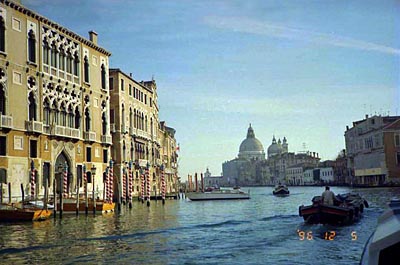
top-left (91, 165), bottom-right (96, 214)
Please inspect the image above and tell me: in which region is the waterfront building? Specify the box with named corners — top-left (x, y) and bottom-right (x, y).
top-left (203, 168), bottom-right (224, 187)
top-left (108, 68), bottom-right (178, 200)
top-left (0, 0), bottom-right (111, 201)
top-left (345, 115), bottom-right (400, 186)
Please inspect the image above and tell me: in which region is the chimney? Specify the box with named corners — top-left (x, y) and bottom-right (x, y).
top-left (129, 73), bottom-right (132, 78)
top-left (346, 125), bottom-right (349, 130)
top-left (89, 31), bottom-right (98, 45)
top-left (365, 114), bottom-right (369, 119)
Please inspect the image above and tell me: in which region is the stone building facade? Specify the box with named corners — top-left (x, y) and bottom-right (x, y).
top-left (0, 0), bottom-right (112, 200)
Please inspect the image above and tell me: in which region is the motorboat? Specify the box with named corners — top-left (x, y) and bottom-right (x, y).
top-left (273, 185), bottom-right (290, 196)
top-left (187, 189), bottom-right (250, 201)
top-left (0, 204), bottom-right (52, 222)
top-left (360, 198), bottom-right (400, 264)
top-left (299, 193), bottom-right (368, 225)
top-left (56, 198), bottom-right (115, 214)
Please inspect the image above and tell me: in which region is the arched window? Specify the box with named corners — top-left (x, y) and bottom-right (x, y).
top-left (28, 92), bottom-right (36, 121)
top-left (102, 112), bottom-right (107, 135)
top-left (59, 46), bottom-right (65, 71)
top-left (43, 99), bottom-right (50, 125)
top-left (84, 56), bottom-right (89, 83)
top-left (66, 50), bottom-right (72, 74)
top-left (0, 84), bottom-right (5, 115)
top-left (141, 113), bottom-right (144, 131)
top-left (145, 116), bottom-right (148, 132)
top-left (28, 30), bottom-right (36, 63)
top-left (134, 109), bottom-right (137, 128)
top-left (60, 104), bottom-right (67, 126)
top-left (73, 52), bottom-right (79, 76)
top-left (130, 142), bottom-right (134, 161)
top-left (0, 17), bottom-right (5, 53)
top-left (101, 64), bottom-right (106, 89)
top-left (150, 118), bottom-right (153, 136)
top-left (43, 40), bottom-right (50, 65)
top-left (129, 108), bottom-right (133, 131)
top-left (123, 141), bottom-right (126, 162)
top-left (52, 101), bottom-right (59, 125)
top-left (121, 104), bottom-right (125, 132)
top-left (85, 108), bottom-right (90, 132)
top-left (74, 107), bottom-right (81, 129)
top-left (50, 42), bottom-right (57, 68)
top-left (67, 105), bottom-right (73, 128)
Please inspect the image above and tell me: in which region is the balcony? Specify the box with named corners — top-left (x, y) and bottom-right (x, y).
top-left (54, 125), bottom-right (65, 136)
top-left (84, 131), bottom-right (96, 142)
top-left (25, 120), bottom-right (43, 133)
top-left (101, 135), bottom-right (112, 145)
top-left (0, 114), bottom-right (13, 129)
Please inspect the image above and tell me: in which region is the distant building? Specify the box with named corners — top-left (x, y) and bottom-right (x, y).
top-left (345, 115), bottom-right (400, 186)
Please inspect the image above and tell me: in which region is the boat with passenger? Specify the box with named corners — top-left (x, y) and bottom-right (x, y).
top-left (299, 193), bottom-right (368, 225)
top-left (273, 184), bottom-right (290, 196)
top-left (360, 198), bottom-right (400, 264)
top-left (187, 188), bottom-right (250, 201)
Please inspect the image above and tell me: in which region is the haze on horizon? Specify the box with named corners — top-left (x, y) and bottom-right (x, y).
top-left (24, 0), bottom-right (400, 180)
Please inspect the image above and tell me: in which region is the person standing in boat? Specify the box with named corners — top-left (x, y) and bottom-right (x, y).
top-left (321, 186), bottom-right (335, 206)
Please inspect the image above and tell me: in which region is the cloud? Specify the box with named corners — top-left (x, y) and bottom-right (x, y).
top-left (204, 16), bottom-right (400, 56)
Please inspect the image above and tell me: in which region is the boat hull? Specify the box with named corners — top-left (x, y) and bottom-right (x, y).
top-left (0, 206), bottom-right (52, 222)
top-left (56, 200), bottom-right (115, 214)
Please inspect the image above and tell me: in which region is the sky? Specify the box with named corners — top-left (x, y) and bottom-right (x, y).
top-left (23, 0), bottom-right (400, 179)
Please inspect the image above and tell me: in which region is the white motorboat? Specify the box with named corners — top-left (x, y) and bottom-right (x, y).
top-left (360, 198), bottom-right (400, 264)
top-left (187, 189), bottom-right (250, 201)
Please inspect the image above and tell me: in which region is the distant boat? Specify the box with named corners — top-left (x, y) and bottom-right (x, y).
top-left (0, 204), bottom-right (52, 222)
top-left (360, 198), bottom-right (400, 264)
top-left (299, 193), bottom-right (368, 225)
top-left (273, 185), bottom-right (290, 196)
top-left (187, 189), bottom-right (250, 201)
top-left (56, 199), bottom-right (115, 214)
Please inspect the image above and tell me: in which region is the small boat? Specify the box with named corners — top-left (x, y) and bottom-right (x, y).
top-left (360, 198), bottom-right (400, 264)
top-left (0, 204), bottom-right (52, 222)
top-left (56, 199), bottom-right (115, 214)
top-left (299, 193), bottom-right (368, 225)
top-left (187, 189), bottom-right (250, 201)
top-left (273, 185), bottom-right (290, 196)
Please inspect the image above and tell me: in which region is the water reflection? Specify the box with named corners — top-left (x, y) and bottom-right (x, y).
top-left (0, 187), bottom-right (399, 264)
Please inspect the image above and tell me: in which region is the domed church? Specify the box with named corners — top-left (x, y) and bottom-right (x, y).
top-left (238, 124), bottom-right (265, 161)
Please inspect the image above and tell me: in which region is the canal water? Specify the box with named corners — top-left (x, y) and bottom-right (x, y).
top-left (0, 186), bottom-right (399, 264)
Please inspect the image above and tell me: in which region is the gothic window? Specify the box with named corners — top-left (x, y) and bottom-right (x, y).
top-left (73, 52), bottom-right (79, 76)
top-left (129, 108), bottom-right (133, 130)
top-left (67, 105), bottom-right (73, 127)
top-left (0, 17), bottom-right (5, 53)
top-left (145, 116), bottom-right (148, 132)
top-left (66, 50), bottom-right (72, 74)
top-left (121, 104), bottom-right (125, 132)
top-left (85, 108), bottom-right (90, 132)
top-left (84, 56), bottom-right (89, 83)
top-left (28, 92), bottom-right (37, 121)
top-left (60, 104), bottom-right (67, 126)
top-left (43, 40), bottom-right (50, 65)
top-left (150, 118), bottom-right (153, 135)
top-left (0, 84), bottom-right (5, 115)
top-left (102, 112), bottom-right (107, 135)
top-left (59, 46), bottom-right (65, 71)
top-left (123, 141), bottom-right (126, 162)
top-left (141, 113), bottom-right (144, 131)
top-left (43, 99), bottom-right (50, 125)
top-left (50, 42), bottom-right (57, 68)
top-left (74, 107), bottom-right (81, 129)
top-left (52, 101), bottom-right (59, 125)
top-left (130, 142), bottom-right (134, 161)
top-left (101, 64), bottom-right (106, 89)
top-left (28, 30), bottom-right (36, 63)
top-left (133, 109), bottom-right (137, 128)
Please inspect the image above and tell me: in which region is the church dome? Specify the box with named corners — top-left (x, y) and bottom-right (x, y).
top-left (267, 136), bottom-right (282, 158)
top-left (238, 124), bottom-right (265, 160)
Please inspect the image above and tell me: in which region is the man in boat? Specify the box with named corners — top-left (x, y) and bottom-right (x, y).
top-left (321, 186), bottom-right (335, 206)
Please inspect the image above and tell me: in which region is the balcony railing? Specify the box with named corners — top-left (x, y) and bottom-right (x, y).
top-left (84, 131), bottom-right (96, 142)
top-left (25, 120), bottom-right (43, 133)
top-left (101, 135), bottom-right (112, 145)
top-left (0, 114), bottom-right (13, 129)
